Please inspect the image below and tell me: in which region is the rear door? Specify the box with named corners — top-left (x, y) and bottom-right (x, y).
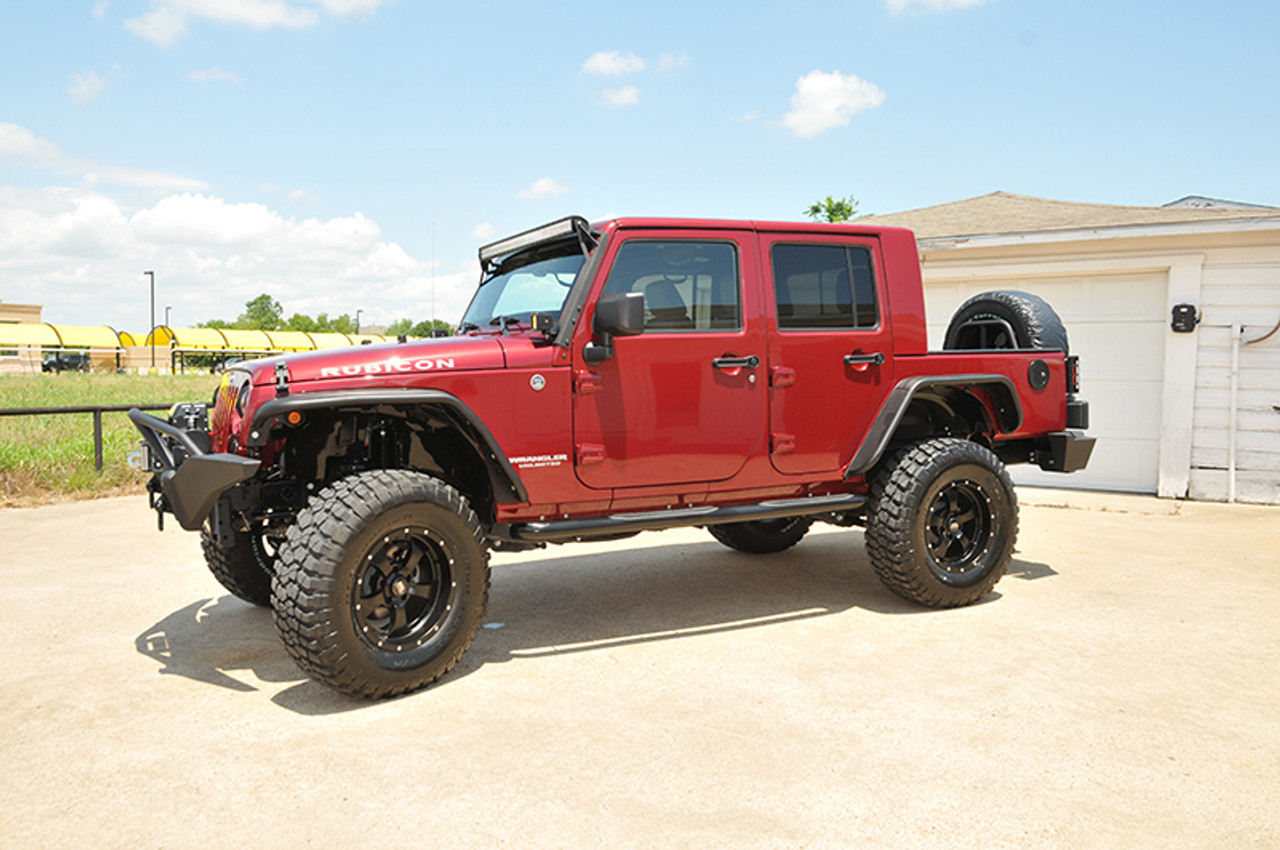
top-left (761, 232), bottom-right (896, 475)
top-left (572, 228), bottom-right (767, 489)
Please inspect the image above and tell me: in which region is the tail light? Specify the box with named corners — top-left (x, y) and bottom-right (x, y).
top-left (1066, 355), bottom-right (1081, 394)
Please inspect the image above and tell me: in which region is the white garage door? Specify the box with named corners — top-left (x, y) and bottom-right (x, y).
top-left (923, 271), bottom-right (1168, 493)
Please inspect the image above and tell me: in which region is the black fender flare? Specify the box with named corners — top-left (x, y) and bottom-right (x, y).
top-left (844, 375), bottom-right (1023, 478)
top-left (247, 389), bottom-right (528, 503)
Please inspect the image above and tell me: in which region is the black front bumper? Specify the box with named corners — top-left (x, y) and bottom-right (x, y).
top-left (130, 408), bottom-right (260, 531)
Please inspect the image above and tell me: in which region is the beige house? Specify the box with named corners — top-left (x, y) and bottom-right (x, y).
top-left (871, 192), bottom-right (1280, 504)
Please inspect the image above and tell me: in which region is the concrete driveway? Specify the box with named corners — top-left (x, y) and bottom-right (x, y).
top-left (1, 489), bottom-right (1276, 848)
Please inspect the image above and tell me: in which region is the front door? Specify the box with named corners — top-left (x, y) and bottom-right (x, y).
top-left (761, 232), bottom-right (896, 475)
top-left (572, 230), bottom-right (767, 490)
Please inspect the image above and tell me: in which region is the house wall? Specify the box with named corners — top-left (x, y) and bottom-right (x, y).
top-left (1190, 247), bottom-right (1280, 503)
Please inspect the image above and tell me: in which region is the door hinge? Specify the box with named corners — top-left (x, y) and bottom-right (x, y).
top-left (574, 370), bottom-right (604, 395)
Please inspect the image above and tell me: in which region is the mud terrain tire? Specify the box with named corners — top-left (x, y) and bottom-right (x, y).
top-left (272, 470), bottom-right (489, 699)
top-left (708, 517), bottom-right (813, 554)
top-left (866, 438), bottom-right (1017, 608)
top-left (201, 525), bottom-right (276, 608)
top-left (943, 290), bottom-right (1068, 353)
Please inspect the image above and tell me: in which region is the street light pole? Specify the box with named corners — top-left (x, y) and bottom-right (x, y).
top-left (355, 309), bottom-right (363, 335)
top-left (144, 270), bottom-right (155, 368)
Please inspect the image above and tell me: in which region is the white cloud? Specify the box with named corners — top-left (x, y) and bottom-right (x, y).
top-left (472, 222), bottom-right (495, 241)
top-left (287, 187), bottom-right (323, 203)
top-left (782, 70), bottom-right (886, 139)
top-left (125, 6), bottom-right (188, 47)
top-left (69, 71), bottom-right (107, 106)
top-left (582, 51), bottom-right (645, 76)
top-left (517, 177), bottom-right (569, 200)
top-left (315, 0), bottom-right (384, 15)
top-left (599, 86), bottom-right (640, 108)
top-left (187, 66), bottom-right (244, 83)
top-left (0, 124), bottom-right (62, 159)
top-left (656, 53), bottom-right (688, 73)
top-left (125, 0), bottom-right (388, 47)
top-left (0, 185), bottom-right (474, 329)
top-left (0, 122), bottom-right (210, 192)
top-left (93, 2), bottom-right (110, 20)
top-left (887, 0), bottom-right (992, 13)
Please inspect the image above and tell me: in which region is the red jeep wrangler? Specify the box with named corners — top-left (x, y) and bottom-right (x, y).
top-left (132, 216), bottom-right (1093, 698)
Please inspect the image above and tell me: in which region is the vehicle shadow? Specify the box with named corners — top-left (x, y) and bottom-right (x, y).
top-left (135, 530), bottom-right (1053, 715)
top-left (135, 597), bottom-right (306, 692)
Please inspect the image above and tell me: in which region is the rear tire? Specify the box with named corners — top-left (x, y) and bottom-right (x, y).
top-left (272, 470), bottom-right (489, 699)
top-left (708, 517), bottom-right (812, 554)
top-left (865, 438), bottom-right (1017, 608)
top-left (943, 290), bottom-right (1068, 353)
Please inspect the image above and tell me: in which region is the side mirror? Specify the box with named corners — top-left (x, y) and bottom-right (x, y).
top-left (583, 292), bottom-right (645, 365)
top-left (594, 292), bottom-right (645, 336)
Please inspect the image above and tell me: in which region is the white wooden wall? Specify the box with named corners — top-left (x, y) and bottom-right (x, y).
top-left (1189, 247), bottom-right (1280, 504)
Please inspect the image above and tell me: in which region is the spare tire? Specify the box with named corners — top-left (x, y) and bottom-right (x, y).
top-left (943, 290), bottom-right (1068, 353)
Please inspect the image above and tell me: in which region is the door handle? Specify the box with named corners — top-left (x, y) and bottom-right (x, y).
top-left (843, 352), bottom-right (885, 366)
top-left (712, 355), bottom-right (760, 369)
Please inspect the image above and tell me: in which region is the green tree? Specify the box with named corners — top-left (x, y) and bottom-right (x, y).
top-left (805, 195), bottom-right (864, 223)
top-left (385, 318), bottom-right (414, 336)
top-left (237, 294), bottom-right (284, 330)
top-left (284, 313), bottom-right (320, 332)
top-left (410, 319), bottom-right (452, 337)
top-left (330, 313), bottom-right (358, 334)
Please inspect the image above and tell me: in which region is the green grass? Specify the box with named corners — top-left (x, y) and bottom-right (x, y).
top-left (0, 373), bottom-right (221, 505)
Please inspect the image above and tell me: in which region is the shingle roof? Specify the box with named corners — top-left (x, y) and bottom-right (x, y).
top-left (868, 191), bottom-right (1280, 239)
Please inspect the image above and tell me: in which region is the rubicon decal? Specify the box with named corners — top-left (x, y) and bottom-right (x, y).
top-left (320, 357), bottom-right (456, 378)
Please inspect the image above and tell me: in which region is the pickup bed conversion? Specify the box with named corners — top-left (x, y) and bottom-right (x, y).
top-left (133, 216), bottom-right (1093, 697)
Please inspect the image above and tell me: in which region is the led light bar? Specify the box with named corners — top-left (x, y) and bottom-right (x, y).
top-left (478, 216), bottom-right (592, 264)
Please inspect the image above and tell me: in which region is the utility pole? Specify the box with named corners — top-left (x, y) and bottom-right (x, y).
top-left (355, 309), bottom-right (363, 335)
top-left (144, 270), bottom-right (155, 367)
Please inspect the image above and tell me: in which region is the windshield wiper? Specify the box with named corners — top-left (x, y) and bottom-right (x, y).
top-left (489, 316), bottom-right (523, 334)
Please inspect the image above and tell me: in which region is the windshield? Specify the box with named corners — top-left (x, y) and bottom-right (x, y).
top-left (461, 241), bottom-right (586, 331)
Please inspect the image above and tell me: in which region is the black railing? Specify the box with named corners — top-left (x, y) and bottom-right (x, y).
top-left (0, 404), bottom-right (174, 472)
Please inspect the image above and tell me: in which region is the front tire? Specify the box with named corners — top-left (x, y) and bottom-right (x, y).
top-left (708, 517), bottom-right (812, 554)
top-left (865, 439), bottom-right (1017, 608)
top-left (272, 470), bottom-right (490, 699)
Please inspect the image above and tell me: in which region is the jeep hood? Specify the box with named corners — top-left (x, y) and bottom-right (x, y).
top-left (242, 336), bottom-right (507, 387)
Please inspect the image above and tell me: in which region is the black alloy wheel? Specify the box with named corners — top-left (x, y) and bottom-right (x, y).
top-left (353, 527), bottom-right (457, 653)
top-left (924, 479), bottom-right (994, 586)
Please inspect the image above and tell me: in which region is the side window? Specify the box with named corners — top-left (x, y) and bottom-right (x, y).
top-left (601, 240), bottom-right (741, 332)
top-left (772, 243), bottom-right (878, 330)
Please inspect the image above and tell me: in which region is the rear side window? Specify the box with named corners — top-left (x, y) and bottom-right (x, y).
top-left (601, 240), bottom-right (741, 332)
top-left (771, 244), bottom-right (878, 330)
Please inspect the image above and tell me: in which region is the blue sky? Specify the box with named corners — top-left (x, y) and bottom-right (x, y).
top-left (2, 0), bottom-right (1278, 332)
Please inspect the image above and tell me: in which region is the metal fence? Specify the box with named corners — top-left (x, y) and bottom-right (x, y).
top-left (0, 404), bottom-right (173, 471)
